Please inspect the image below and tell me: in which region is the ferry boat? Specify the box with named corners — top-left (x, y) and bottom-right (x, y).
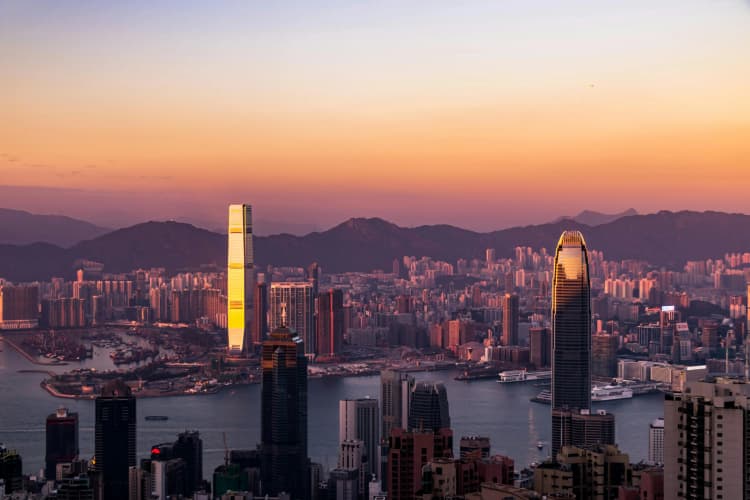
top-left (530, 389), bottom-right (551, 404)
top-left (591, 385), bottom-right (633, 401)
top-left (145, 415), bottom-right (169, 421)
top-left (497, 369), bottom-right (552, 383)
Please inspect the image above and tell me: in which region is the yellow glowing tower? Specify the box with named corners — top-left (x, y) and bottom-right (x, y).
top-left (227, 204), bottom-right (254, 355)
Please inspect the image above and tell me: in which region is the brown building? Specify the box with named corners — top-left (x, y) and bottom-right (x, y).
top-left (529, 327), bottom-right (551, 368)
top-left (502, 294), bottom-right (519, 346)
top-left (388, 428), bottom-right (453, 499)
top-left (699, 320), bottom-right (720, 353)
top-left (534, 445), bottom-right (630, 500)
top-left (317, 289), bottom-right (344, 357)
top-left (0, 284), bottom-right (39, 328)
top-left (592, 333), bottom-right (619, 378)
top-left (552, 409), bottom-right (616, 459)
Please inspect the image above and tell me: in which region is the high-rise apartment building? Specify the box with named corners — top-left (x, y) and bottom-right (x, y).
top-left (551, 231), bottom-right (592, 459)
top-left (0, 284), bottom-right (39, 329)
top-left (339, 398), bottom-right (380, 479)
top-left (648, 417), bottom-right (664, 465)
top-left (269, 282), bottom-right (315, 356)
top-left (502, 294), bottom-right (519, 346)
top-left (551, 409), bottom-right (616, 459)
top-left (408, 382), bottom-right (451, 432)
top-left (260, 324), bottom-right (308, 499)
top-left (45, 407), bottom-right (79, 481)
top-left (387, 428), bottom-right (453, 499)
top-left (459, 436), bottom-right (491, 459)
top-left (227, 204), bottom-right (254, 355)
top-left (94, 380), bottom-right (136, 500)
top-left (318, 289), bottom-right (344, 357)
top-left (664, 377), bottom-right (750, 500)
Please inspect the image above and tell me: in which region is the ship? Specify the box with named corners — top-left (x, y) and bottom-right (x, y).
top-left (530, 389), bottom-right (551, 404)
top-left (591, 385), bottom-right (633, 401)
top-left (144, 415), bottom-right (169, 421)
top-left (497, 369), bottom-right (552, 383)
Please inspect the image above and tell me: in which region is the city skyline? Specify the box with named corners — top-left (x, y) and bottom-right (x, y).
top-left (2, 1), bottom-right (750, 230)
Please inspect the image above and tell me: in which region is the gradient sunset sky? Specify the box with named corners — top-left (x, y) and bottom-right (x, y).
top-left (2, 0), bottom-right (749, 232)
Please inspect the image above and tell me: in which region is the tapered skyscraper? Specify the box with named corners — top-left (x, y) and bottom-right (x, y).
top-left (551, 231), bottom-right (592, 458)
top-left (227, 204), bottom-right (254, 355)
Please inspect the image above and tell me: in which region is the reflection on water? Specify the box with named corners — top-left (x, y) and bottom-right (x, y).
top-left (0, 341), bottom-right (664, 478)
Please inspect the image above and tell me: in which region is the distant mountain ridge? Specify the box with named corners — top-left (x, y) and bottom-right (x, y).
top-left (1, 210), bottom-right (750, 282)
top-left (552, 208), bottom-right (638, 226)
top-left (0, 208), bottom-right (110, 247)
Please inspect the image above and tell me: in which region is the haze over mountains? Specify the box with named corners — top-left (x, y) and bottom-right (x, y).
top-left (2, 210), bottom-right (750, 282)
top-left (552, 208), bottom-right (639, 227)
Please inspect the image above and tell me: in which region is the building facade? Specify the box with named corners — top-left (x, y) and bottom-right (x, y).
top-left (269, 282), bottom-right (315, 356)
top-left (551, 231), bottom-right (592, 458)
top-left (227, 203), bottom-right (254, 355)
top-left (94, 380), bottom-right (136, 500)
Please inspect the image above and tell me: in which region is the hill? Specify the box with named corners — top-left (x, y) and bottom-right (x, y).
top-left (1, 211), bottom-right (750, 281)
top-left (0, 208), bottom-right (110, 247)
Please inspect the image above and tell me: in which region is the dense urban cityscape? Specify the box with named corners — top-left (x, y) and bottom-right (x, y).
top-left (1, 203), bottom-right (750, 499)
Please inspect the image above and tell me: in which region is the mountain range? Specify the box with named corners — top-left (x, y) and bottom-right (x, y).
top-left (552, 208), bottom-right (639, 226)
top-left (1, 210), bottom-right (750, 282)
top-left (0, 208), bottom-right (110, 246)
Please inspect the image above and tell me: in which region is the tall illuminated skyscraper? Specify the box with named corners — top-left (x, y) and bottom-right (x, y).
top-left (227, 204), bottom-right (254, 355)
top-left (551, 230), bottom-right (592, 458)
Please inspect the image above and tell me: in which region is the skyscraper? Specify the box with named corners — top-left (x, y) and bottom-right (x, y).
top-left (260, 322), bottom-right (308, 499)
top-left (172, 431), bottom-right (203, 495)
top-left (339, 398), bottom-right (380, 478)
top-left (502, 293), bottom-right (519, 346)
top-left (227, 203), bottom-right (254, 355)
top-left (318, 289), bottom-right (344, 357)
top-left (551, 231), bottom-right (592, 459)
top-left (408, 382), bottom-right (451, 432)
top-left (45, 407), bottom-right (79, 481)
top-left (269, 282), bottom-right (315, 356)
top-left (529, 327), bottom-right (551, 368)
top-left (94, 380), bottom-right (136, 500)
top-left (253, 282), bottom-right (268, 346)
top-left (380, 370), bottom-right (415, 439)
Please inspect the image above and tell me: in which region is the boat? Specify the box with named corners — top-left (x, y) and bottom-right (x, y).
top-left (591, 385), bottom-right (634, 401)
top-left (536, 441), bottom-right (544, 450)
top-left (498, 369), bottom-right (551, 383)
top-left (530, 389), bottom-right (551, 404)
top-left (144, 415), bottom-right (169, 421)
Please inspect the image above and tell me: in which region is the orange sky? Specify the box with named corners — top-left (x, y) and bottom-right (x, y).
top-left (1, 1), bottom-right (749, 230)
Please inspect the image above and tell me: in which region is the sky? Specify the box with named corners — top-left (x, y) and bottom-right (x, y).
top-left (1, 0), bottom-right (749, 233)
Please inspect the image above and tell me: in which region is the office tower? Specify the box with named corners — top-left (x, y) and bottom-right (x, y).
top-left (338, 440), bottom-right (366, 498)
top-left (149, 445), bottom-right (187, 500)
top-left (459, 436), bottom-right (490, 459)
top-left (664, 377), bottom-right (750, 500)
top-left (94, 380), bottom-right (136, 500)
top-left (0, 446), bottom-right (22, 493)
top-left (318, 289), bottom-right (344, 357)
top-left (551, 409), bottom-right (615, 458)
top-left (551, 231), bottom-right (592, 459)
top-left (502, 294), bottom-right (519, 346)
top-left (529, 327), bottom-right (551, 368)
top-left (172, 431), bottom-right (202, 495)
top-left (339, 398), bottom-right (380, 478)
top-left (307, 262), bottom-right (320, 296)
top-left (227, 203), bottom-right (254, 355)
top-left (269, 282), bottom-right (315, 356)
top-left (329, 468), bottom-right (359, 500)
top-left (648, 417), bottom-right (664, 465)
top-left (260, 323), bottom-right (308, 499)
top-left (387, 428), bottom-right (453, 498)
top-left (591, 333), bottom-right (618, 378)
top-left (46, 407), bottom-right (79, 480)
top-left (380, 370), bottom-right (415, 438)
top-left (408, 382), bottom-right (450, 432)
top-left (253, 282), bottom-right (268, 345)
